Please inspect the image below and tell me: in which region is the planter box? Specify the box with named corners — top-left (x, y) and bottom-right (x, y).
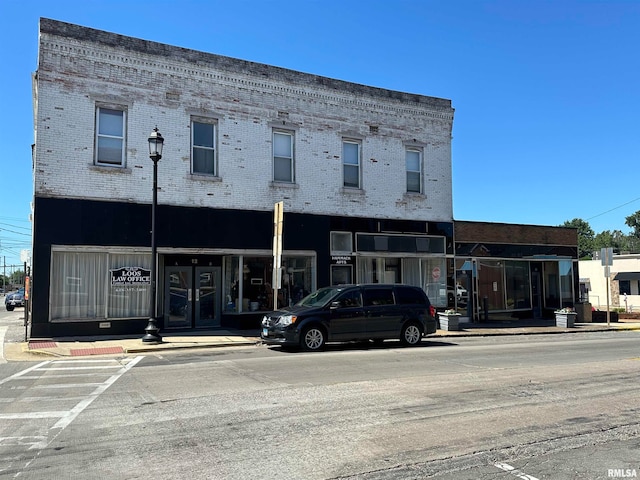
top-left (438, 313), bottom-right (460, 331)
top-left (574, 303), bottom-right (592, 323)
top-left (555, 312), bottom-right (577, 328)
top-left (592, 311), bottom-right (619, 323)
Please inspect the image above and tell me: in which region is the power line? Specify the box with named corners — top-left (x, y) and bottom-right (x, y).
top-left (0, 227), bottom-right (31, 237)
top-left (586, 196), bottom-right (640, 221)
top-left (0, 221), bottom-right (32, 232)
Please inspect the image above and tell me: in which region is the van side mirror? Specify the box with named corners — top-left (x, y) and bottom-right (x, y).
top-left (330, 301), bottom-right (341, 309)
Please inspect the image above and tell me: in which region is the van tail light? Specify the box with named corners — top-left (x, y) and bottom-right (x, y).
top-left (429, 306), bottom-right (436, 317)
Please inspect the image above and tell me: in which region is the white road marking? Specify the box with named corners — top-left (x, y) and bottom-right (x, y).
top-left (33, 383), bottom-right (104, 388)
top-left (18, 373), bottom-right (116, 379)
top-left (0, 356), bottom-right (144, 430)
top-left (51, 359), bottom-right (126, 363)
top-left (0, 360), bottom-right (50, 385)
top-left (39, 365), bottom-right (125, 371)
top-left (495, 462), bottom-right (540, 480)
top-left (0, 436), bottom-right (48, 450)
top-left (0, 411), bottom-right (69, 420)
top-left (0, 355), bottom-right (145, 475)
top-left (51, 355), bottom-right (144, 430)
top-left (0, 325), bottom-right (6, 364)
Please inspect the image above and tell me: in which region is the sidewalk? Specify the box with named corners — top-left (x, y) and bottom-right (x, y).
top-left (4, 319), bottom-right (640, 361)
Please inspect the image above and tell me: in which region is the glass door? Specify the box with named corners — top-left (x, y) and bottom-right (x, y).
top-left (195, 267), bottom-right (221, 327)
top-left (164, 267), bottom-right (192, 328)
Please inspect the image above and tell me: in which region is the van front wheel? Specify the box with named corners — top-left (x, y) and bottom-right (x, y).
top-left (400, 322), bottom-right (422, 346)
top-left (300, 326), bottom-right (326, 351)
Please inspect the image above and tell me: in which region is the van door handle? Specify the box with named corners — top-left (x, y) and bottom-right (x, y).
top-left (196, 288), bottom-right (200, 302)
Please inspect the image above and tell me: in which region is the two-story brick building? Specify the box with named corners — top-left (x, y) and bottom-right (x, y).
top-left (30, 18), bottom-right (578, 337)
top-left (31, 18), bottom-right (458, 337)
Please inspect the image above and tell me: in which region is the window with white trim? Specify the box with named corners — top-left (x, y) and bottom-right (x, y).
top-left (330, 231), bottom-right (353, 254)
top-left (406, 148), bottom-right (422, 193)
top-left (273, 130), bottom-right (294, 182)
top-left (95, 107), bottom-right (126, 167)
top-left (50, 250), bottom-right (150, 321)
top-left (343, 140), bottom-right (361, 188)
top-left (192, 120), bottom-right (217, 175)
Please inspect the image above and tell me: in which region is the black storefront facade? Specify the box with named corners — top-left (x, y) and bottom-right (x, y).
top-left (30, 196), bottom-right (455, 337)
top-left (453, 221), bottom-right (580, 322)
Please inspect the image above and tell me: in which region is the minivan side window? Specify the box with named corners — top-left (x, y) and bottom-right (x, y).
top-left (395, 287), bottom-right (426, 305)
top-left (336, 289), bottom-right (362, 308)
top-left (363, 288), bottom-right (395, 306)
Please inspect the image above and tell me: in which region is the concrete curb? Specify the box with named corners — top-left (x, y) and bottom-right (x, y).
top-left (3, 322), bottom-right (639, 362)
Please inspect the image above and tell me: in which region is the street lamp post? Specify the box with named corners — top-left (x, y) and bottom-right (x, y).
top-left (142, 127), bottom-right (164, 344)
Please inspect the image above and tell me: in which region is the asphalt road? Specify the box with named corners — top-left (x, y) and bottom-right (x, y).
top-left (1, 305), bottom-right (639, 479)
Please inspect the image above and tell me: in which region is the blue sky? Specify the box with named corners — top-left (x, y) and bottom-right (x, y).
top-left (1, 0), bottom-right (639, 268)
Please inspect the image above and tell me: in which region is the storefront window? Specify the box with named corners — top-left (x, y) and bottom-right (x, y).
top-left (505, 261), bottom-right (531, 310)
top-left (51, 250), bottom-right (151, 321)
top-left (544, 262), bottom-right (560, 309)
top-left (478, 260), bottom-right (506, 310)
top-left (223, 254), bottom-right (314, 312)
top-left (559, 260), bottom-right (574, 308)
top-left (357, 257), bottom-right (402, 284)
top-left (422, 257), bottom-right (448, 307)
top-left (108, 253), bottom-right (151, 318)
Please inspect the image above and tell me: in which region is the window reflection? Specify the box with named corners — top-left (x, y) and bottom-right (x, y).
top-left (224, 255), bottom-right (314, 312)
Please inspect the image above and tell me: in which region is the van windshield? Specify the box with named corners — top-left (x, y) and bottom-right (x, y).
top-left (296, 287), bottom-right (344, 307)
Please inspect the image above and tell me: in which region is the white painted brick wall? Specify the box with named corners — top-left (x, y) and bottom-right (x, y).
top-left (34, 20), bottom-right (454, 222)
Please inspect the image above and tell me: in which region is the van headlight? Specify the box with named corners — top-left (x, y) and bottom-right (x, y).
top-left (277, 315), bottom-right (297, 326)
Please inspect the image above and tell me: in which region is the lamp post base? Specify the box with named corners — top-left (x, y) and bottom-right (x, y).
top-left (142, 318), bottom-right (162, 344)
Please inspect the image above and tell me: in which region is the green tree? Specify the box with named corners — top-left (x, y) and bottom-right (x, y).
top-left (10, 269), bottom-right (24, 285)
top-left (593, 230), bottom-right (628, 253)
top-left (620, 234), bottom-right (640, 253)
top-left (561, 218), bottom-right (594, 259)
top-left (625, 210), bottom-right (640, 238)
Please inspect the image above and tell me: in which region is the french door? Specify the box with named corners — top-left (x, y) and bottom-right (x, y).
top-left (164, 266), bottom-right (221, 329)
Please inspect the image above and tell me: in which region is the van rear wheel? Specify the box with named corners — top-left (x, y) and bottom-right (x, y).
top-left (400, 322), bottom-right (422, 346)
top-left (300, 326), bottom-right (326, 351)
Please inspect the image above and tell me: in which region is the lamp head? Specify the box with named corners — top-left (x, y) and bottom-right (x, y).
top-left (148, 127), bottom-right (164, 160)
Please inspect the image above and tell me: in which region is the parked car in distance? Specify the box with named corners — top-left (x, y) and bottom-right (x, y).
top-left (261, 284), bottom-right (436, 351)
top-left (5, 288), bottom-right (25, 311)
top-left (456, 284), bottom-right (468, 299)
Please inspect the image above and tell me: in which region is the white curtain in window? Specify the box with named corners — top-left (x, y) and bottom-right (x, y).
top-left (51, 252), bottom-right (107, 320)
top-left (108, 253), bottom-right (151, 318)
top-left (402, 258), bottom-right (421, 287)
top-left (357, 257), bottom-right (374, 283)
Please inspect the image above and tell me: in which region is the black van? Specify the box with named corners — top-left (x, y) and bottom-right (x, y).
top-left (261, 284), bottom-right (436, 351)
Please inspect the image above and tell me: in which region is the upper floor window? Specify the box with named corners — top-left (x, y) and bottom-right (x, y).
top-left (95, 107), bottom-right (126, 167)
top-left (343, 140), bottom-right (361, 189)
top-left (192, 120), bottom-right (216, 176)
top-left (273, 130), bottom-right (294, 182)
top-left (406, 148), bottom-right (422, 193)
